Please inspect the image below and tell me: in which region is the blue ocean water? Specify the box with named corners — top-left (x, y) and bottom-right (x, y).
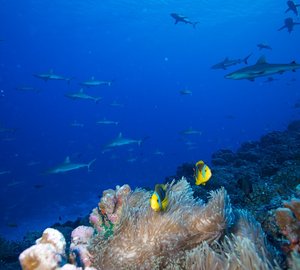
top-left (0, 0), bottom-right (299, 240)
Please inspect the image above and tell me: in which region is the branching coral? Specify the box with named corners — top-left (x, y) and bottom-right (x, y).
top-left (89, 178), bottom-right (278, 269)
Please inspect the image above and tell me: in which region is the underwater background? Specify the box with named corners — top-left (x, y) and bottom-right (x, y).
top-left (0, 0), bottom-right (300, 241)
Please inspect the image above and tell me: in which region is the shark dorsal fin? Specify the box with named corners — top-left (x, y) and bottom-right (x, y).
top-left (118, 132), bottom-right (122, 138)
top-left (256, 56), bottom-right (267, 65)
top-left (64, 156), bottom-right (71, 163)
top-left (79, 88), bottom-right (84, 93)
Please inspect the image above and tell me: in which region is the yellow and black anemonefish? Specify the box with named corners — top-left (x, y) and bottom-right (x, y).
top-left (194, 160), bottom-right (212, 186)
top-left (150, 184), bottom-right (168, 212)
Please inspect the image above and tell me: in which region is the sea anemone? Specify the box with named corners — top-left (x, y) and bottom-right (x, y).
top-left (89, 178), bottom-right (278, 269)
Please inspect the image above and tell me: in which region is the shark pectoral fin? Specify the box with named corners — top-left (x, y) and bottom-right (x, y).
top-left (248, 78), bottom-right (255, 82)
top-left (285, 8), bottom-right (291, 13)
top-left (88, 159), bottom-right (96, 172)
top-left (278, 25), bottom-right (285, 31)
top-left (251, 70), bottom-right (265, 75)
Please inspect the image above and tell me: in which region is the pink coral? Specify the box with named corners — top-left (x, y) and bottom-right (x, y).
top-left (19, 228), bottom-right (67, 270)
top-left (89, 184), bottom-right (131, 233)
top-left (71, 225), bottom-right (94, 245)
top-left (276, 198), bottom-right (300, 253)
top-left (70, 226), bottom-right (94, 268)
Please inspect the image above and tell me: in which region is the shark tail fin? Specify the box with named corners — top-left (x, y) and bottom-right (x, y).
top-left (192, 22), bottom-right (199, 29)
top-left (244, 53), bottom-right (252, 65)
top-left (95, 98), bottom-right (101, 104)
top-left (87, 159), bottom-right (96, 172)
top-left (285, 7), bottom-right (291, 13)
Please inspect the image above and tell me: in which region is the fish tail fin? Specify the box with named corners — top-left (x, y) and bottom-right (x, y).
top-left (244, 53), bottom-right (252, 65)
top-left (87, 159), bottom-right (96, 172)
top-left (115, 122), bottom-right (119, 125)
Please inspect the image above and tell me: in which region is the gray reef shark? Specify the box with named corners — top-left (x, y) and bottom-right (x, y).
top-left (180, 128), bottom-right (202, 135)
top-left (80, 77), bottom-right (113, 87)
top-left (105, 133), bottom-right (142, 148)
top-left (16, 86), bottom-right (41, 93)
top-left (257, 43), bottom-right (272, 50)
top-left (97, 119), bottom-right (119, 125)
top-left (278, 17), bottom-right (300, 33)
top-left (211, 54), bottom-right (252, 70)
top-left (70, 121), bottom-right (84, 128)
top-left (0, 170), bottom-right (11, 175)
top-left (65, 88), bottom-right (101, 103)
top-left (225, 56), bottom-right (300, 81)
top-left (170, 13), bottom-right (198, 28)
top-left (33, 70), bottom-right (73, 84)
top-left (286, 1), bottom-right (300, 16)
top-left (179, 89), bottom-right (192, 95)
top-left (46, 156), bottom-right (96, 174)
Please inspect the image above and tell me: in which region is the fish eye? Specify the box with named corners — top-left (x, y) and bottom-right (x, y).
top-left (157, 199), bottom-right (159, 202)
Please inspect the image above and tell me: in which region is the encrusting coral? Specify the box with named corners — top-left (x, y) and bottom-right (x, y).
top-left (19, 228), bottom-right (66, 270)
top-left (275, 185), bottom-right (300, 268)
top-left (89, 178), bottom-right (279, 269)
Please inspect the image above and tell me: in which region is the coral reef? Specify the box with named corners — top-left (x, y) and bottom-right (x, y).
top-left (5, 119), bottom-right (300, 269)
top-left (275, 185), bottom-right (300, 268)
top-left (19, 226), bottom-right (97, 270)
top-left (69, 225), bottom-right (94, 268)
top-left (19, 228), bottom-right (66, 270)
top-left (172, 120), bottom-right (300, 264)
top-left (89, 184), bottom-right (131, 237)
